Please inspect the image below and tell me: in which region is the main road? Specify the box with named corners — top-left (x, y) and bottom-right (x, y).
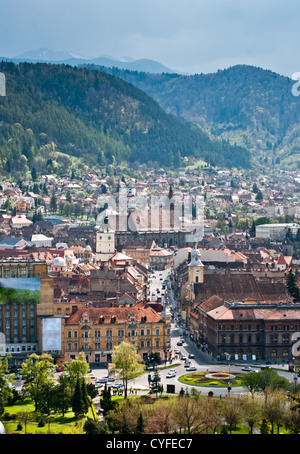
top-left (89, 268), bottom-right (297, 396)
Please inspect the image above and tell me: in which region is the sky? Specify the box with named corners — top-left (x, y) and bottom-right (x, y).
top-left (0, 0), bottom-right (299, 77)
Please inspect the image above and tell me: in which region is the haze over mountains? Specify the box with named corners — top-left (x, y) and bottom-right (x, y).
top-left (2, 47), bottom-right (176, 75)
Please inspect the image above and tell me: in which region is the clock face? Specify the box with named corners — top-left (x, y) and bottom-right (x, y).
top-left (195, 269), bottom-right (200, 273)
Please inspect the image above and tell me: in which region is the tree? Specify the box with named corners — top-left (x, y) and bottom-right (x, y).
top-left (112, 342), bottom-right (145, 398)
top-left (71, 378), bottom-right (85, 418)
top-left (0, 355), bottom-right (14, 413)
top-left (20, 353), bottom-right (54, 411)
top-left (149, 370), bottom-right (162, 397)
top-left (173, 394), bottom-right (206, 434)
top-left (263, 388), bottom-right (288, 434)
top-left (285, 268), bottom-right (300, 302)
top-left (220, 396), bottom-right (243, 434)
top-left (256, 190), bottom-right (263, 201)
top-left (64, 351), bottom-right (89, 389)
top-left (50, 194), bottom-right (57, 213)
top-left (241, 395), bottom-right (263, 434)
top-left (54, 372), bottom-right (72, 416)
top-left (255, 369), bottom-right (291, 404)
top-left (81, 379), bottom-right (90, 414)
top-left (242, 372), bottom-right (261, 398)
top-left (145, 400), bottom-right (174, 434)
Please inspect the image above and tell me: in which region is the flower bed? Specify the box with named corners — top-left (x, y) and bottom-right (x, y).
top-left (178, 371), bottom-right (244, 387)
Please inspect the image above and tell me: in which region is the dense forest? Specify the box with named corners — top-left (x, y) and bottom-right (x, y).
top-left (90, 64), bottom-right (300, 170)
top-left (0, 61), bottom-right (251, 180)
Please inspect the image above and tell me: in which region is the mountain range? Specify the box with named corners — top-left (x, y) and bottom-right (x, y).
top-left (1, 47), bottom-right (176, 74)
top-left (1, 48), bottom-right (299, 175)
top-left (0, 61), bottom-right (250, 180)
top-left (86, 64), bottom-right (300, 170)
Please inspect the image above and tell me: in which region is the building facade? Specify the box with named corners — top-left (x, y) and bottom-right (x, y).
top-left (191, 300), bottom-right (300, 362)
top-left (63, 302), bottom-right (171, 365)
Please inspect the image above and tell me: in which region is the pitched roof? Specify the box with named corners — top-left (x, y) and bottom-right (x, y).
top-left (65, 301), bottom-right (162, 325)
top-left (194, 273), bottom-right (288, 303)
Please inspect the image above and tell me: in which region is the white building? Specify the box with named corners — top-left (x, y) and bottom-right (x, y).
top-left (256, 223), bottom-right (299, 239)
top-left (28, 234), bottom-right (53, 248)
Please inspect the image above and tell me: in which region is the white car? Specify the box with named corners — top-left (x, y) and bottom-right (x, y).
top-left (242, 366), bottom-right (258, 373)
top-left (186, 366), bottom-right (197, 372)
top-left (166, 372), bottom-right (176, 378)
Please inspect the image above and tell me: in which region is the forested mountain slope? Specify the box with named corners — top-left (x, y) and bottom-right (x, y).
top-left (91, 64), bottom-right (300, 169)
top-left (0, 62), bottom-right (251, 179)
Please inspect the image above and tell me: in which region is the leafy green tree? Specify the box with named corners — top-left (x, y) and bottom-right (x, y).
top-left (54, 372), bottom-right (72, 416)
top-left (71, 378), bottom-right (85, 418)
top-left (64, 351), bottom-right (89, 389)
top-left (20, 353), bottom-right (54, 411)
top-left (50, 194), bottom-right (57, 213)
top-left (112, 341), bottom-right (145, 398)
top-left (285, 268), bottom-right (300, 302)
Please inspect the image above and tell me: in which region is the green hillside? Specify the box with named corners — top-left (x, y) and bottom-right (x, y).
top-left (0, 61), bottom-right (251, 180)
top-left (91, 64), bottom-right (300, 170)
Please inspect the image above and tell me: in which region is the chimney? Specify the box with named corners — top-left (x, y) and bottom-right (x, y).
top-left (72, 305), bottom-right (78, 314)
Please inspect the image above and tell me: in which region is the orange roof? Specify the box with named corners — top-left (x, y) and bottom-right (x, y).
top-left (65, 301), bottom-right (162, 325)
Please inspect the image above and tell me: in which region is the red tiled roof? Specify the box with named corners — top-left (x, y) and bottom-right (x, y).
top-left (65, 301), bottom-right (162, 325)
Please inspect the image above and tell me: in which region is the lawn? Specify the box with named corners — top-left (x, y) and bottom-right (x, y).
top-left (2, 398), bottom-right (95, 434)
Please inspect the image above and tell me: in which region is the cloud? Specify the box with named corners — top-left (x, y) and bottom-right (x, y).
top-left (0, 0), bottom-right (299, 76)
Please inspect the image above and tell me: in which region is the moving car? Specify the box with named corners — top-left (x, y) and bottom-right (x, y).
top-left (166, 372), bottom-right (176, 378)
top-left (186, 366), bottom-right (197, 371)
top-left (242, 366), bottom-right (258, 373)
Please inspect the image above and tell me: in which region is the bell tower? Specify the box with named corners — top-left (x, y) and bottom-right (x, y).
top-left (95, 215), bottom-right (115, 262)
top-left (187, 246), bottom-right (204, 301)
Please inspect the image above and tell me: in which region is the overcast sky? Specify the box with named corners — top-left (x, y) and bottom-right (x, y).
top-left (0, 0), bottom-right (299, 76)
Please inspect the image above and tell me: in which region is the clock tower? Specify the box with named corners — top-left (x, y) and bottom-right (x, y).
top-left (187, 246), bottom-right (204, 302)
top-left (95, 215), bottom-right (115, 262)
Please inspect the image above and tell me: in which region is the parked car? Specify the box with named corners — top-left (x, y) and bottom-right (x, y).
top-left (188, 354), bottom-right (194, 359)
top-left (96, 378), bottom-right (108, 383)
top-left (112, 383), bottom-right (123, 388)
top-left (177, 341), bottom-right (182, 346)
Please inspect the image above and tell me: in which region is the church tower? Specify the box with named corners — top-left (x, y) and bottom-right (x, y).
top-left (187, 246), bottom-right (204, 301)
top-left (95, 215), bottom-right (115, 262)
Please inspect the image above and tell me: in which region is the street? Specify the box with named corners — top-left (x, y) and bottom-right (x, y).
top-left (87, 268), bottom-right (297, 397)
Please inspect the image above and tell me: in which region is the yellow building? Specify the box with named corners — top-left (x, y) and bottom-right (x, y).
top-left (122, 240), bottom-right (155, 266)
top-left (63, 302), bottom-right (171, 365)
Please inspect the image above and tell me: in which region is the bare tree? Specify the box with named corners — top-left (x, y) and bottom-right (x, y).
top-left (241, 394), bottom-right (263, 434)
top-left (263, 388), bottom-right (288, 434)
top-left (220, 396), bottom-right (243, 434)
